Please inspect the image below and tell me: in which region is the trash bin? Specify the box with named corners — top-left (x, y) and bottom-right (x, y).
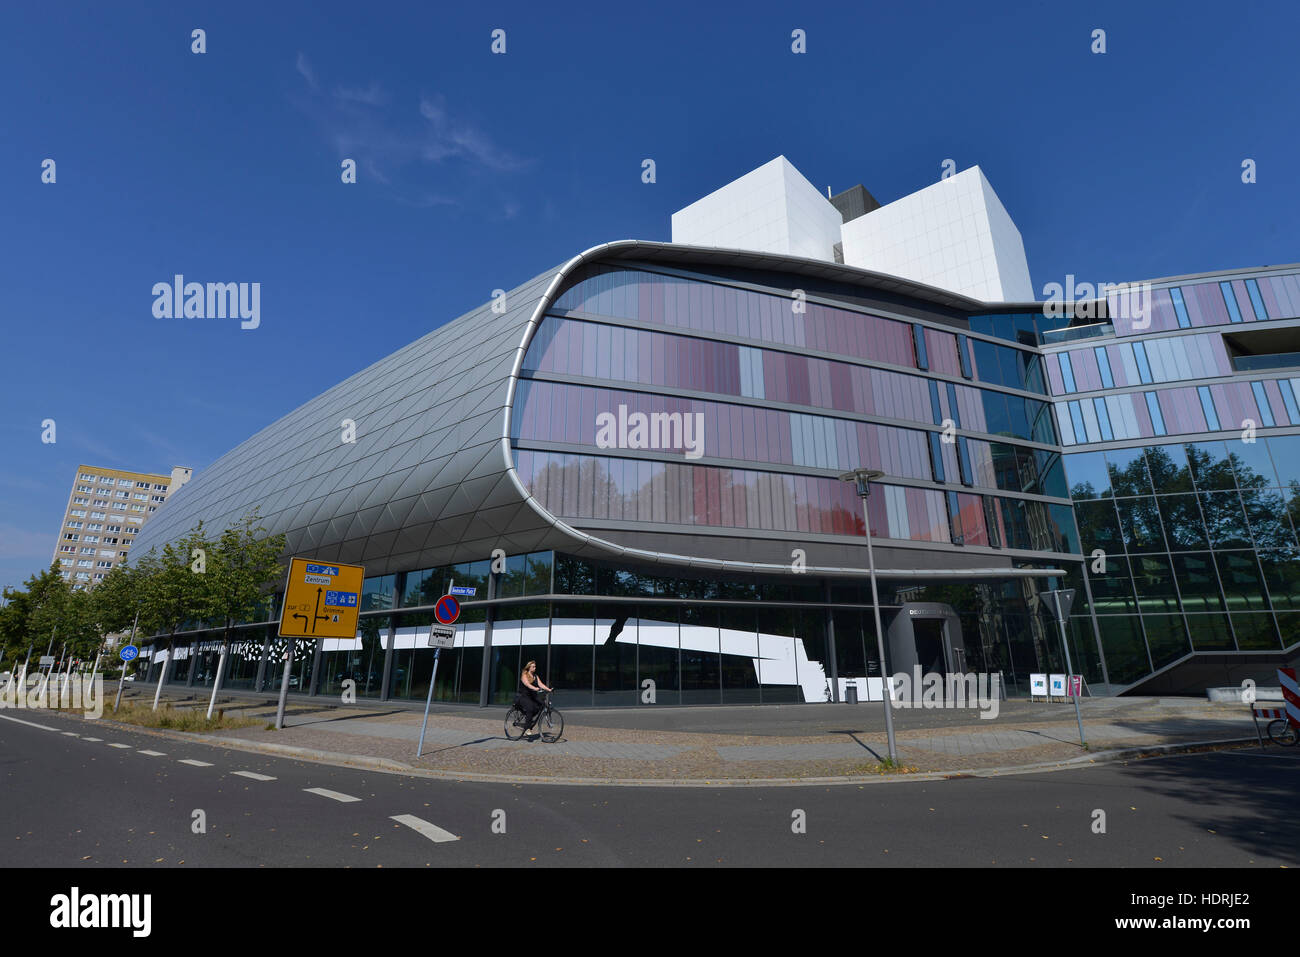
top-left (844, 682), bottom-right (859, 704)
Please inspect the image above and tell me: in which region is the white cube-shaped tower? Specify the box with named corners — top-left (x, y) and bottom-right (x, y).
top-left (671, 156), bottom-right (843, 262)
top-left (839, 166), bottom-right (1033, 302)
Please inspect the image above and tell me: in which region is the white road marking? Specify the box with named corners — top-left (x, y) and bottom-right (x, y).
top-left (179, 759), bottom-right (213, 767)
top-left (232, 771), bottom-right (276, 782)
top-left (138, 750), bottom-right (166, 757)
top-left (82, 737), bottom-right (102, 742)
top-left (390, 814), bottom-right (460, 843)
top-left (0, 714), bottom-right (60, 732)
top-left (303, 787), bottom-right (361, 803)
top-left (107, 743), bottom-right (132, 749)
top-left (61, 731), bottom-right (79, 736)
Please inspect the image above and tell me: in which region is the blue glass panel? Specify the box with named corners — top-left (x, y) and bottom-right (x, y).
top-left (1220, 282), bottom-right (1243, 323)
top-left (1170, 288), bottom-right (1191, 329)
top-left (1133, 342), bottom-right (1153, 383)
top-left (1198, 386), bottom-right (1221, 431)
top-left (1059, 352), bottom-right (1077, 392)
top-left (1145, 392), bottom-right (1166, 435)
top-left (1095, 347), bottom-right (1114, 389)
top-left (1251, 381), bottom-right (1276, 427)
top-left (1246, 278), bottom-right (1268, 320)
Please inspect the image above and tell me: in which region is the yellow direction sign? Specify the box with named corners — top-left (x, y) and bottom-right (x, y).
top-left (278, 558), bottom-right (365, 639)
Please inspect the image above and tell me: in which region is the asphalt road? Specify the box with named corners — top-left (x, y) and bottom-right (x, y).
top-left (2, 709), bottom-right (1296, 868)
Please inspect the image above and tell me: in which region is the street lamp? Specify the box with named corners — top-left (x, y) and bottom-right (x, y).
top-left (838, 468), bottom-right (898, 764)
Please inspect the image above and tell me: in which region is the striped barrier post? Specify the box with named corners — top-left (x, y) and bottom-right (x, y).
top-left (1280, 667), bottom-right (1299, 730)
top-left (1250, 706), bottom-right (1286, 747)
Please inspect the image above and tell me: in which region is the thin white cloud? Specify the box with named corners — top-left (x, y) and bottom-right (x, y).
top-left (289, 55), bottom-right (529, 192)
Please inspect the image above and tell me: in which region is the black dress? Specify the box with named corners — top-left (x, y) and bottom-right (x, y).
top-left (518, 678), bottom-right (541, 726)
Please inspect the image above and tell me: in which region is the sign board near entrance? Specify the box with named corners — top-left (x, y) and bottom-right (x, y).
top-left (38, 656), bottom-right (55, 667)
top-left (278, 558), bottom-right (365, 639)
top-left (1030, 673), bottom-right (1048, 697)
top-left (1069, 675), bottom-right (1083, 697)
top-left (1049, 674), bottom-right (1066, 697)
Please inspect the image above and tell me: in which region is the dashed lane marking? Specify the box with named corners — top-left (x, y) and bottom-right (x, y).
top-left (179, 759), bottom-right (213, 767)
top-left (138, 750), bottom-right (166, 757)
top-left (232, 771), bottom-right (277, 782)
top-left (391, 814), bottom-right (460, 844)
top-left (0, 714), bottom-right (60, 732)
top-left (303, 787), bottom-right (361, 803)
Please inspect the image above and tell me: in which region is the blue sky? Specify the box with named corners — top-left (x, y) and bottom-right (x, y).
top-left (2, 0), bottom-right (1298, 591)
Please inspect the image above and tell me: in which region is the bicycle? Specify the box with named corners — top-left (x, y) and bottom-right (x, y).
top-left (505, 690), bottom-right (564, 743)
top-left (1267, 718), bottom-right (1298, 746)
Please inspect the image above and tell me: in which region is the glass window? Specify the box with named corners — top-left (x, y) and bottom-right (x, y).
top-left (1073, 500), bottom-right (1121, 556)
top-left (1059, 353), bottom-right (1077, 393)
top-left (1197, 387), bottom-right (1221, 431)
top-left (1186, 614), bottom-right (1235, 651)
top-left (1130, 555), bottom-right (1181, 612)
top-left (1232, 612), bottom-right (1281, 650)
top-left (1064, 451), bottom-right (1110, 498)
top-left (1096, 616), bottom-right (1150, 685)
top-left (1106, 447), bottom-right (1152, 497)
top-left (1143, 613), bottom-right (1190, 669)
top-left (1095, 347), bottom-right (1114, 389)
top-left (1220, 282), bottom-right (1243, 323)
top-left (549, 602), bottom-right (595, 707)
top-left (1259, 550), bottom-right (1300, 611)
top-left (1087, 554), bottom-right (1138, 614)
top-left (1133, 342), bottom-right (1154, 382)
top-left (1185, 442), bottom-right (1236, 491)
top-left (1169, 288), bottom-right (1191, 329)
top-left (1142, 443), bottom-right (1193, 492)
top-left (1157, 494), bottom-right (1209, 550)
top-left (1144, 392), bottom-right (1166, 435)
top-left (679, 605), bottom-right (721, 705)
top-left (1269, 435), bottom-right (1300, 488)
top-left (1240, 486), bottom-right (1298, 549)
top-left (1215, 552), bottom-right (1270, 613)
top-left (1198, 491), bottom-right (1252, 548)
top-left (1246, 279), bottom-right (1268, 320)
top-left (1172, 553), bottom-right (1224, 612)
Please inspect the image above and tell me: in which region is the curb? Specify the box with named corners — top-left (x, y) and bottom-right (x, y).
top-left (179, 731), bottom-right (1266, 788)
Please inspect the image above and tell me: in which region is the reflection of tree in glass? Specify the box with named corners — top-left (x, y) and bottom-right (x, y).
top-left (1227, 452), bottom-right (1299, 549)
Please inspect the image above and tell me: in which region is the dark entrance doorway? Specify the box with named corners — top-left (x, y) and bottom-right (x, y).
top-left (913, 619), bottom-right (948, 679)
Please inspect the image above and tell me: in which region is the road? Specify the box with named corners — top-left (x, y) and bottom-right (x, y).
top-left (1, 709), bottom-right (1296, 868)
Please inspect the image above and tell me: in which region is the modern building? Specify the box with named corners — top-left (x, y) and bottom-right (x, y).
top-left (130, 161), bottom-right (1299, 705)
top-left (52, 465), bottom-right (193, 584)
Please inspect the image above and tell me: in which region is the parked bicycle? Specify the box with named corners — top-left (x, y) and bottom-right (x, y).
top-left (505, 690), bottom-right (564, 743)
top-left (1267, 717), bottom-right (1298, 746)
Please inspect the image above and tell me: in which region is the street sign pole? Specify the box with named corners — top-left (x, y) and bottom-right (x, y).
top-left (416, 647), bottom-right (443, 758)
top-left (275, 641), bottom-right (294, 730)
top-left (114, 609), bottom-right (138, 714)
top-left (206, 639), bottom-right (229, 721)
top-left (1040, 588), bottom-right (1084, 748)
top-left (1059, 615), bottom-right (1086, 748)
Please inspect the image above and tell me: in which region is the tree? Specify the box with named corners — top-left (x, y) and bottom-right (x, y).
top-left (137, 524), bottom-right (214, 707)
top-left (203, 511), bottom-right (285, 712)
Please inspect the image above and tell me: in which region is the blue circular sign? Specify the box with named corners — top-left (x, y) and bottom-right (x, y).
top-left (119, 645), bottom-right (139, 662)
top-left (434, 595), bottom-right (460, 625)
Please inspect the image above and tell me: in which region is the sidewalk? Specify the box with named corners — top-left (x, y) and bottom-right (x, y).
top-left (103, 684), bottom-right (1273, 785)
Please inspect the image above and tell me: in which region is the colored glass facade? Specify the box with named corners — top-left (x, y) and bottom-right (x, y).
top-left (134, 244), bottom-right (1300, 703)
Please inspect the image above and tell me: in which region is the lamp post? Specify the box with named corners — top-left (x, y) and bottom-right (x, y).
top-left (838, 468), bottom-right (898, 764)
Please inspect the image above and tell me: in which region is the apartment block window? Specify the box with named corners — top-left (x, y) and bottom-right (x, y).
top-left (1198, 386), bottom-right (1221, 431)
top-left (75, 573), bottom-right (90, 580)
top-left (107, 524), bottom-right (121, 532)
top-left (96, 561), bottom-right (113, 568)
top-left (93, 574), bottom-right (105, 581)
top-left (132, 493), bottom-right (148, 501)
top-left (91, 511), bottom-right (106, 519)
top-left (93, 499), bottom-right (108, 506)
top-left (131, 504), bottom-right (145, 512)
top-left (112, 503), bottom-right (126, 510)
top-left (66, 521), bottom-right (82, 529)
top-left (127, 517), bottom-right (142, 525)
top-left (80, 547), bottom-right (95, 554)
top-left (98, 549), bottom-right (115, 557)
top-left (73, 496), bottom-right (88, 504)
top-left (63, 533), bottom-right (77, 541)
top-left (147, 506), bottom-right (157, 512)
top-left (1145, 392), bottom-right (1167, 435)
top-left (83, 535), bottom-right (99, 543)
top-left (77, 485), bottom-right (92, 493)
top-left (1132, 341), bottom-right (1154, 383)
top-left (77, 560), bottom-right (93, 568)
top-left (1170, 288), bottom-right (1192, 329)
top-left (116, 490), bottom-right (130, 498)
top-left (70, 509), bottom-right (86, 517)
top-left (117, 479), bottom-right (133, 487)
top-left (59, 545), bottom-right (75, 553)
top-left (136, 481), bottom-right (150, 488)
top-left (80, 473), bottom-right (94, 481)
top-left (151, 495), bottom-right (165, 503)
top-left (104, 537), bottom-right (118, 545)
top-left (153, 483), bottom-right (167, 491)
top-left (87, 523), bottom-right (102, 531)
top-left (118, 550), bottom-right (128, 558)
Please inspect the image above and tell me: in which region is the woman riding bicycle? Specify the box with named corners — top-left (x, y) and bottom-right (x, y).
top-left (517, 660), bottom-right (552, 739)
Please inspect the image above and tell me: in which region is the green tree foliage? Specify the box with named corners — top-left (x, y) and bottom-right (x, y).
top-left (208, 510), bottom-right (286, 647)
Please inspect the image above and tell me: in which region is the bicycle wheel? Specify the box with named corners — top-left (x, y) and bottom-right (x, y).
top-left (539, 707), bottom-right (564, 743)
top-left (504, 707), bottom-right (527, 741)
top-left (1267, 719), bottom-right (1298, 746)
